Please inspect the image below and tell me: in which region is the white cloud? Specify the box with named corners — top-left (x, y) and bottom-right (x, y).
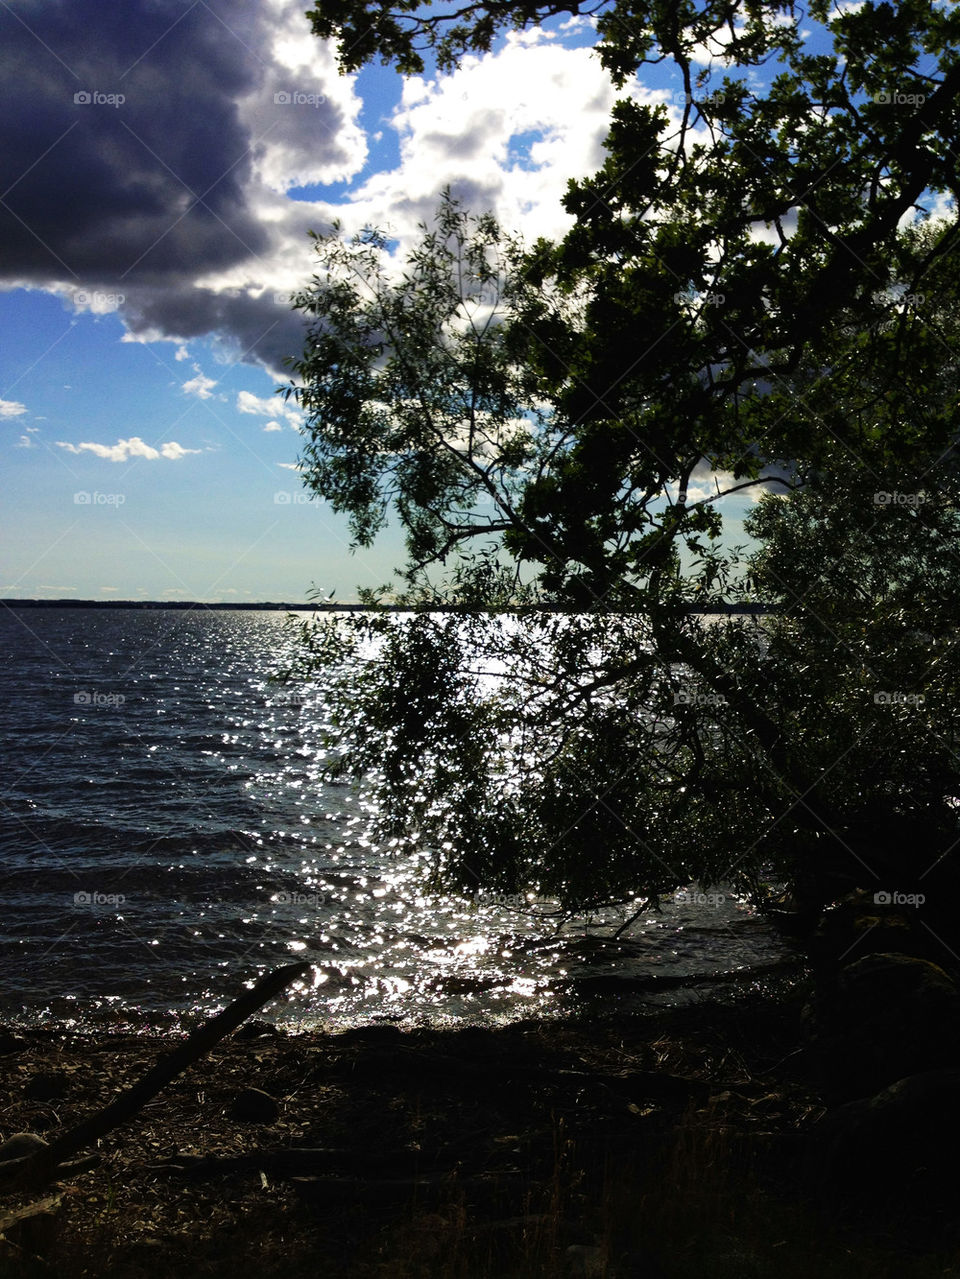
top-left (559, 14), bottom-right (597, 32)
top-left (341, 33), bottom-right (621, 247)
top-left (277, 461), bottom-right (301, 470)
top-left (0, 398), bottom-right (27, 418)
top-left (673, 459), bottom-right (797, 508)
top-left (237, 0), bottom-right (368, 194)
top-left (182, 365), bottom-right (218, 399)
top-left (3, 8), bottom-right (634, 384)
top-left (263, 420), bottom-right (284, 432)
top-left (0, 4), bottom-right (681, 386)
top-left (159, 441), bottom-right (204, 460)
top-left (237, 389), bottom-right (302, 426)
top-left (56, 436), bottom-right (202, 462)
top-left (180, 23), bottom-right (628, 358)
top-left (689, 22), bottom-right (743, 67)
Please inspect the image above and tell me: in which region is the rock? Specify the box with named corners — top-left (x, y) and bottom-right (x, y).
top-left (0, 1190), bottom-right (63, 1258)
top-left (0, 1029), bottom-right (24, 1056)
top-left (810, 1069), bottom-right (960, 1226)
top-left (339, 1024), bottom-right (405, 1047)
top-left (614, 1248), bottom-right (667, 1279)
top-left (228, 1087), bottom-right (280, 1123)
top-left (805, 952), bottom-right (960, 1099)
top-left (0, 1132), bottom-right (48, 1164)
top-left (233, 1018), bottom-right (282, 1041)
top-left (24, 1070), bottom-right (70, 1101)
top-left (564, 1244), bottom-right (607, 1278)
top-left (810, 893), bottom-right (929, 970)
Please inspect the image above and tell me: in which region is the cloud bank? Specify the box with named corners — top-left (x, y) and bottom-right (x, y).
top-left (0, 5), bottom-right (634, 374)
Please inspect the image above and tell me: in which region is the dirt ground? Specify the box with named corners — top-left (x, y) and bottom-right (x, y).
top-left (0, 987), bottom-right (957, 1278)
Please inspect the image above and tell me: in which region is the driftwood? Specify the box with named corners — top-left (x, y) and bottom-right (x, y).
top-left (0, 1194), bottom-right (63, 1236)
top-left (11, 961), bottom-right (309, 1190)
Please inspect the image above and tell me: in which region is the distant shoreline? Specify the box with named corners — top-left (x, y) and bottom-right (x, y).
top-left (2, 598), bottom-right (777, 614)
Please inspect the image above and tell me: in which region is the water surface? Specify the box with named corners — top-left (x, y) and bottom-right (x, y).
top-left (0, 607), bottom-right (793, 1032)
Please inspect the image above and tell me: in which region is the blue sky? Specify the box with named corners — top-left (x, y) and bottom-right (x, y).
top-left (0, 0), bottom-right (768, 602)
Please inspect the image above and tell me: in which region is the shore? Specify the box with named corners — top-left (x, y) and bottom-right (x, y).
top-left (0, 985), bottom-right (955, 1278)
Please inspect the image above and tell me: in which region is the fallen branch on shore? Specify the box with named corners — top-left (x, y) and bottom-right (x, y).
top-left (0, 1193), bottom-right (64, 1235)
top-left (6, 961), bottom-right (309, 1190)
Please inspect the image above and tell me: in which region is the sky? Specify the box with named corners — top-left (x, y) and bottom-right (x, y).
top-left (0, 0), bottom-right (767, 602)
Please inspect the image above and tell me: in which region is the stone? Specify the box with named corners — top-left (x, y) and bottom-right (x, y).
top-left (339, 1024), bottom-right (405, 1047)
top-left (233, 1018), bottom-right (282, 1041)
top-left (564, 1244), bottom-right (607, 1278)
top-left (810, 1068), bottom-right (960, 1225)
top-left (810, 893), bottom-right (929, 970)
top-left (24, 1071), bottom-right (70, 1101)
top-left (0, 1029), bottom-right (24, 1056)
top-left (228, 1087), bottom-right (280, 1123)
top-left (0, 1132), bottom-right (48, 1164)
top-left (805, 952), bottom-right (960, 1099)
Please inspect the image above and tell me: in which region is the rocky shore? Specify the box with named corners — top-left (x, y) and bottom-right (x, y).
top-left (3, 891), bottom-right (960, 1277)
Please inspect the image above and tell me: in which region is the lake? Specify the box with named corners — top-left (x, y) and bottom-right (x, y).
top-left (0, 607), bottom-right (793, 1032)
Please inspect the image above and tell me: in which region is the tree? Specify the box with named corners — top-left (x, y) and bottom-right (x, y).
top-left (282, 0), bottom-right (960, 932)
top-left (284, 196), bottom-right (541, 583)
top-left (307, 0), bottom-right (815, 77)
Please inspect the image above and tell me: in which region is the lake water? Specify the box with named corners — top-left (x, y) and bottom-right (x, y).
top-left (0, 607), bottom-right (794, 1033)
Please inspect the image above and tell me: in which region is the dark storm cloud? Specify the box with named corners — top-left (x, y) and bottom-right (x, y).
top-left (0, 0), bottom-right (357, 367)
top-left (121, 283), bottom-right (312, 372)
top-left (0, 0), bottom-right (269, 279)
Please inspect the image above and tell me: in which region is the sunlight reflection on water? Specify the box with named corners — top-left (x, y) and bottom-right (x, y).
top-left (0, 608), bottom-right (794, 1033)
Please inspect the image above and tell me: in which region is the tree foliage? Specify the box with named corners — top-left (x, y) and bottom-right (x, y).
top-left (283, 0), bottom-right (960, 923)
top-left (284, 199), bottom-right (541, 580)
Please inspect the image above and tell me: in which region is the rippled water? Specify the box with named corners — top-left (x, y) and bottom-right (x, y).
top-left (0, 608), bottom-right (793, 1032)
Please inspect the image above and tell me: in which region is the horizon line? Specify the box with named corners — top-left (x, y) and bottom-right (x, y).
top-left (1, 598), bottom-right (777, 614)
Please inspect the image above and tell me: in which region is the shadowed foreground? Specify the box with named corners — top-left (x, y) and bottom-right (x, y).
top-left (1, 982), bottom-right (958, 1278)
